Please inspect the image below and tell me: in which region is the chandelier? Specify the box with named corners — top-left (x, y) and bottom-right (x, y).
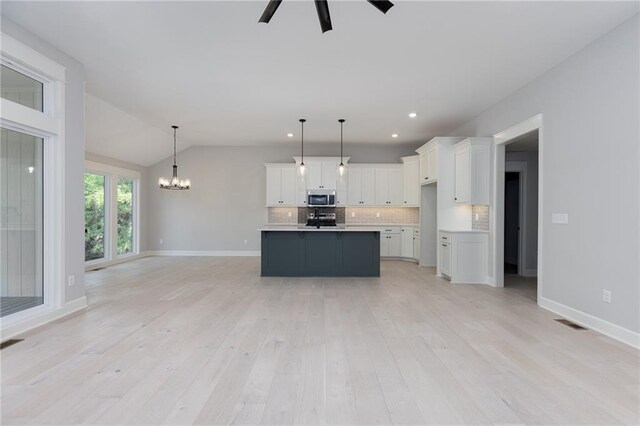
top-left (158, 125), bottom-right (191, 190)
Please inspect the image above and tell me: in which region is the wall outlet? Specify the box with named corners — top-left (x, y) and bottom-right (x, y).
top-left (288, 211), bottom-right (292, 217)
top-left (243, 239), bottom-right (248, 245)
top-left (475, 213), bottom-right (479, 221)
top-left (351, 212), bottom-right (355, 217)
top-left (68, 275), bottom-right (75, 287)
top-left (376, 212), bottom-right (380, 218)
top-left (159, 238), bottom-right (164, 245)
top-left (552, 213), bottom-right (569, 224)
top-left (602, 289), bottom-right (611, 303)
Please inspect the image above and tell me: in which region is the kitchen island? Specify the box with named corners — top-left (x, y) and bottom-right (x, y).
top-left (259, 226), bottom-right (380, 277)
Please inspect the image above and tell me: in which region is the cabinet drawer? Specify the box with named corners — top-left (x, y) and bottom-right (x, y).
top-left (439, 232), bottom-right (451, 243)
top-left (381, 226), bottom-right (401, 234)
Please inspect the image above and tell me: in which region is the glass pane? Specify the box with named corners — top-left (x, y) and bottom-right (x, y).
top-left (117, 177), bottom-right (134, 255)
top-left (84, 173), bottom-right (105, 261)
top-left (1, 65), bottom-right (44, 112)
top-left (1, 128), bottom-right (44, 317)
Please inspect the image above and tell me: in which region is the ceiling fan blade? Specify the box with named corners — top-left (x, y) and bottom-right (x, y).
top-left (366, 0), bottom-right (394, 14)
top-left (259, 0), bottom-right (283, 24)
top-left (314, 0), bottom-right (333, 33)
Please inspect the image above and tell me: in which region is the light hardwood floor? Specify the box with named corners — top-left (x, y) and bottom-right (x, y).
top-left (2, 257), bottom-right (638, 425)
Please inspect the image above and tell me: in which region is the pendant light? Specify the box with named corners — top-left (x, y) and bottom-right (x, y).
top-left (158, 125), bottom-right (191, 190)
top-left (298, 119), bottom-right (307, 182)
top-left (337, 119), bottom-right (346, 182)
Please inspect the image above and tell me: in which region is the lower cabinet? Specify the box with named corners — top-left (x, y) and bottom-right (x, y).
top-left (413, 228), bottom-right (421, 261)
top-left (380, 227), bottom-right (401, 257)
top-left (401, 227), bottom-right (414, 258)
top-left (438, 231), bottom-right (488, 284)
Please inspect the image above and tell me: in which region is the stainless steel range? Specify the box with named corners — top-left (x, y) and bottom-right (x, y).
top-left (306, 211), bottom-right (337, 228)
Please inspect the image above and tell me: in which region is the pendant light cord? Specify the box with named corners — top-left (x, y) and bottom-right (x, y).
top-left (173, 127), bottom-right (177, 167)
top-left (339, 119), bottom-right (345, 165)
top-left (299, 119), bottom-right (306, 164)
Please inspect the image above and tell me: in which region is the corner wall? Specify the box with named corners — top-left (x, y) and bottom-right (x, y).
top-left (450, 15), bottom-right (640, 337)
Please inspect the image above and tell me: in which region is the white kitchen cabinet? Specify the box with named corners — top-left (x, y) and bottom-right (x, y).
top-left (416, 140), bottom-right (438, 185)
top-left (380, 227), bottom-right (401, 257)
top-left (413, 228), bottom-right (421, 261)
top-left (306, 162), bottom-right (336, 190)
top-left (265, 164), bottom-right (296, 206)
top-left (401, 227), bottom-right (414, 258)
top-left (438, 231), bottom-right (488, 284)
top-left (453, 138), bottom-right (492, 205)
top-left (374, 166), bottom-right (403, 206)
top-left (401, 156), bottom-right (420, 206)
top-left (348, 167), bottom-right (375, 206)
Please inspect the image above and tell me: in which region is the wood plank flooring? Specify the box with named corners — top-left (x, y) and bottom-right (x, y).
top-left (1, 256), bottom-right (638, 425)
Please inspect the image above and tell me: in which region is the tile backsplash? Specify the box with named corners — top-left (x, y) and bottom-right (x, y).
top-left (345, 207), bottom-right (419, 225)
top-left (267, 207), bottom-right (298, 224)
top-left (472, 205), bottom-right (490, 231)
top-left (268, 206), bottom-right (420, 225)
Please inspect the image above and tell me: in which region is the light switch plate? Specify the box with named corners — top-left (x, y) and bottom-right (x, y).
top-left (68, 275), bottom-right (75, 287)
top-left (552, 213), bottom-right (569, 224)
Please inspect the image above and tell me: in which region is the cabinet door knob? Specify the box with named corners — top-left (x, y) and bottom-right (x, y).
top-left (454, 197), bottom-right (457, 200)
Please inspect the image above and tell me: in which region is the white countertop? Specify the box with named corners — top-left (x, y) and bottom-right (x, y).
top-left (439, 229), bottom-right (489, 234)
top-left (260, 225), bottom-right (382, 232)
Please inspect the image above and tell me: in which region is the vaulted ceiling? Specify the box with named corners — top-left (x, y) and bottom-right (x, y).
top-left (2, 1), bottom-right (638, 166)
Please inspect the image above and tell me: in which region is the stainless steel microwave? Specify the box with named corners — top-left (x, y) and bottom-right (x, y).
top-left (307, 190), bottom-right (336, 207)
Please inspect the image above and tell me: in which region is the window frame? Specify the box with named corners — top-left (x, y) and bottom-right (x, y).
top-left (0, 32), bottom-right (67, 332)
top-left (83, 170), bottom-right (110, 265)
top-left (84, 161), bottom-right (140, 268)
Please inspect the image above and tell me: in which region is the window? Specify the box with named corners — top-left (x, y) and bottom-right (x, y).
top-left (0, 128), bottom-right (44, 317)
top-left (117, 177), bottom-right (134, 255)
top-left (0, 64), bottom-right (44, 112)
top-left (84, 173), bottom-right (106, 262)
top-left (84, 161), bottom-right (139, 266)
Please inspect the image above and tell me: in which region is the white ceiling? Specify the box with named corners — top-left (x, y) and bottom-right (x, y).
top-left (2, 1), bottom-right (638, 166)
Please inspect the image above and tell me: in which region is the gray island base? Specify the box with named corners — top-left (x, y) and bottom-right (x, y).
top-left (260, 229), bottom-right (381, 277)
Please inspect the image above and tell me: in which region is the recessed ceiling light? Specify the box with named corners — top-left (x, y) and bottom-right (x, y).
top-left (392, 133), bottom-right (399, 138)
top-left (287, 133), bottom-right (294, 138)
top-left (409, 112), bottom-right (418, 118)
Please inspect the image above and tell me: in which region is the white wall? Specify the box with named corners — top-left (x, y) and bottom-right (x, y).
top-left (450, 15), bottom-right (639, 334)
top-left (2, 17), bottom-right (86, 303)
top-left (146, 144), bottom-right (418, 252)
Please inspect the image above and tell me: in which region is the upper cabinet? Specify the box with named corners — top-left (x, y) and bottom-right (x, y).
top-left (453, 138), bottom-right (492, 205)
top-left (401, 155), bottom-right (420, 206)
top-left (306, 162), bottom-right (337, 190)
top-left (265, 164), bottom-right (296, 206)
top-left (374, 166), bottom-right (403, 206)
top-left (347, 167), bottom-right (375, 206)
top-left (416, 139), bottom-right (438, 184)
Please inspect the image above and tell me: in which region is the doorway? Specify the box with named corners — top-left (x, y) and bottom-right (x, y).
top-left (504, 172), bottom-right (520, 275)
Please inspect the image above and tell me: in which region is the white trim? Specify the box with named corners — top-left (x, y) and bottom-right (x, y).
top-left (492, 114), bottom-right (543, 297)
top-left (505, 161), bottom-right (528, 276)
top-left (85, 251), bottom-right (151, 271)
top-left (1, 297), bottom-right (87, 343)
top-left (148, 250), bottom-right (261, 257)
top-left (85, 160), bottom-right (141, 179)
top-left (0, 33), bottom-right (66, 82)
top-left (494, 114), bottom-right (542, 144)
top-left (539, 296), bottom-right (640, 349)
top-left (0, 99), bottom-right (58, 135)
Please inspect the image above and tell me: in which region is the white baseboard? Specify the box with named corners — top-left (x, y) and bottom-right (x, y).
top-left (85, 251), bottom-right (151, 271)
top-left (539, 296), bottom-right (639, 349)
top-left (1, 296), bottom-right (88, 342)
top-left (148, 250), bottom-right (261, 257)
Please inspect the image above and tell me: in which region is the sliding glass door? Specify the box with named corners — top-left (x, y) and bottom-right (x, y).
top-left (117, 177), bottom-right (134, 255)
top-left (84, 172), bottom-right (106, 262)
top-left (0, 128), bottom-right (44, 317)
